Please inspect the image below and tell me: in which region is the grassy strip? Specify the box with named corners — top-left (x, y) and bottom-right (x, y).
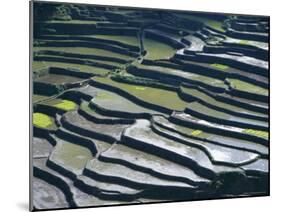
top-left (93, 35), bottom-right (139, 47)
top-left (243, 129), bottom-right (268, 139)
top-left (33, 94), bottom-right (50, 103)
top-left (33, 46), bottom-right (133, 61)
top-left (210, 63), bottom-right (229, 71)
top-left (32, 61), bottom-right (110, 76)
top-left (239, 40), bottom-right (250, 45)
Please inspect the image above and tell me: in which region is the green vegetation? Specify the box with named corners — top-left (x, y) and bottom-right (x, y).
top-left (143, 38), bottom-right (176, 60)
top-left (176, 14), bottom-right (225, 32)
top-left (32, 60), bottom-right (110, 76)
top-left (93, 35), bottom-right (139, 46)
top-left (35, 73), bottom-right (84, 84)
top-left (33, 46), bottom-right (133, 61)
top-left (90, 87), bottom-right (160, 114)
top-left (239, 40), bottom-right (250, 45)
top-left (33, 113), bottom-right (55, 129)
top-left (35, 54), bottom-right (123, 68)
top-left (227, 78), bottom-right (268, 96)
top-left (210, 63), bottom-right (229, 71)
top-left (94, 77), bottom-right (188, 111)
top-left (33, 94), bottom-right (50, 103)
top-left (40, 99), bottom-right (77, 111)
top-left (54, 100), bottom-right (77, 111)
top-left (188, 102), bottom-right (229, 119)
top-left (32, 61), bottom-right (48, 71)
top-left (207, 21), bottom-right (225, 32)
top-left (80, 101), bottom-right (97, 113)
top-left (191, 130), bottom-right (203, 136)
top-left (243, 129), bottom-right (268, 139)
top-left (187, 101), bottom-right (266, 128)
top-left (134, 86), bottom-right (147, 91)
top-left (153, 116), bottom-right (209, 139)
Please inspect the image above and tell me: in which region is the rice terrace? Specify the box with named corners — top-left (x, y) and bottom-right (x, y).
top-left (31, 1), bottom-right (269, 210)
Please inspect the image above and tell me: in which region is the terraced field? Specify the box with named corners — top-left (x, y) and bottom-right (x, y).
top-left (31, 2), bottom-right (269, 211)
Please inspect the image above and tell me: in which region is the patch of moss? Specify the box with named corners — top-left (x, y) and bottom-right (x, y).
top-left (239, 40), bottom-right (250, 45)
top-left (33, 113), bottom-right (54, 129)
top-left (54, 100), bottom-right (77, 111)
top-left (191, 130), bottom-right (203, 136)
top-left (134, 86), bottom-right (147, 91)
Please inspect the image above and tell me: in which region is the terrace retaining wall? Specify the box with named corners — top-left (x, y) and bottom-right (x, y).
top-left (33, 166), bottom-right (76, 207)
top-left (169, 115), bottom-right (268, 147)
